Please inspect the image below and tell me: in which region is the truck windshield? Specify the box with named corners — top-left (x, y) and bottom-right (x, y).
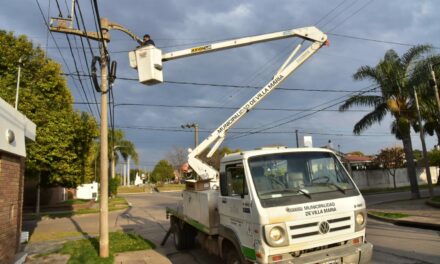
top-left (248, 152), bottom-right (356, 202)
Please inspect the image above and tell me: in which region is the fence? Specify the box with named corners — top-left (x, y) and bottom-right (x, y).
top-left (351, 166), bottom-right (439, 190)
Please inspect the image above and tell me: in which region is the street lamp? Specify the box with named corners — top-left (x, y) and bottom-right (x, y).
top-left (181, 123), bottom-right (199, 148)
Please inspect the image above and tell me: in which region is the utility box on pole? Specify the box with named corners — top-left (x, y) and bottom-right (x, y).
top-left (129, 46), bottom-right (163, 85)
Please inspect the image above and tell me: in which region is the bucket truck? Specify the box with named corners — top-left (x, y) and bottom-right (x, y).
top-left (129, 26), bottom-right (373, 264)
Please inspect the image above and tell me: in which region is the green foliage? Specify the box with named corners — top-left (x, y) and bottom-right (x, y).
top-left (348, 151), bottom-right (365, 156)
top-left (109, 176), bottom-right (120, 196)
top-left (199, 146), bottom-right (241, 171)
top-left (57, 231), bottom-right (154, 264)
top-left (428, 149), bottom-right (440, 166)
top-left (369, 211), bottom-right (410, 219)
top-left (413, 149), bottom-right (423, 162)
top-left (339, 45), bottom-right (432, 196)
top-left (150, 160), bottom-right (174, 183)
top-left (0, 31), bottom-right (99, 188)
top-left (374, 147), bottom-right (405, 170)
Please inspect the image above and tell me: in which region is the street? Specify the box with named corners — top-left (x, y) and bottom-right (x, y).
top-left (121, 191), bottom-right (440, 264)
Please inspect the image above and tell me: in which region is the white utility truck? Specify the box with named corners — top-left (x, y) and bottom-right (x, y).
top-left (129, 26), bottom-right (373, 264)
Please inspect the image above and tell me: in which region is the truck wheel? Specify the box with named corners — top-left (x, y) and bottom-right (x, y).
top-left (224, 246), bottom-right (243, 264)
top-left (172, 218), bottom-right (186, 250)
top-left (171, 217), bottom-right (196, 250)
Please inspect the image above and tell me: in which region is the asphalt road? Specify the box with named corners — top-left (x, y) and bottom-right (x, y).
top-left (122, 190), bottom-right (440, 264)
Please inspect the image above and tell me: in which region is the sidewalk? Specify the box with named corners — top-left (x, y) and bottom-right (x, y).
top-left (367, 198), bottom-right (440, 230)
top-left (23, 209), bottom-right (173, 264)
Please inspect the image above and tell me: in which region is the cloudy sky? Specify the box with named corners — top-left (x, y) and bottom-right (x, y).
top-left (2, 0), bottom-right (440, 170)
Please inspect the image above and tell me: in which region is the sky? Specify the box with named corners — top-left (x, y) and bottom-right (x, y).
top-left (1, 0), bottom-right (440, 170)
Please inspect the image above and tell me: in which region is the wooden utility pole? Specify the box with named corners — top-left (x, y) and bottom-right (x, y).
top-left (413, 86), bottom-right (434, 197)
top-left (50, 14), bottom-right (141, 258)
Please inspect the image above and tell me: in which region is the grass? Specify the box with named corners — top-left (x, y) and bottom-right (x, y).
top-left (117, 185), bottom-right (152, 193)
top-left (30, 231), bottom-right (90, 243)
top-left (57, 231), bottom-right (155, 264)
top-left (156, 184), bottom-right (185, 192)
top-left (24, 196), bottom-right (129, 220)
top-left (431, 196), bottom-right (440, 203)
top-left (360, 184), bottom-right (432, 195)
top-left (61, 199), bottom-right (90, 205)
top-left (369, 211), bottom-right (410, 219)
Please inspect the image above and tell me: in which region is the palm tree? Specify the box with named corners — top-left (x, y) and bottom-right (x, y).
top-left (339, 45), bottom-right (432, 199)
top-left (411, 55), bottom-right (440, 145)
top-left (109, 129), bottom-right (139, 180)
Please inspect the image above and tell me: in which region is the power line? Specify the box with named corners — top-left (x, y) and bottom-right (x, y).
top-left (65, 33), bottom-right (96, 115)
top-left (75, 0), bottom-right (101, 116)
top-left (62, 73), bottom-right (371, 93)
top-left (73, 101), bottom-right (376, 113)
top-left (315, 0), bottom-right (349, 26)
top-left (328, 33), bottom-right (440, 49)
top-left (115, 125), bottom-right (392, 137)
top-left (327, 0), bottom-right (375, 32)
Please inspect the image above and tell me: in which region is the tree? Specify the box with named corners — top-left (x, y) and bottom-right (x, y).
top-left (374, 147), bottom-right (405, 189)
top-left (347, 151), bottom-right (365, 156)
top-left (410, 55), bottom-right (440, 146)
top-left (166, 146), bottom-right (187, 170)
top-left (199, 146), bottom-right (241, 171)
top-left (109, 129), bottom-right (139, 179)
top-left (0, 30), bottom-right (99, 188)
top-left (339, 45), bottom-right (432, 199)
top-left (150, 160), bottom-right (174, 183)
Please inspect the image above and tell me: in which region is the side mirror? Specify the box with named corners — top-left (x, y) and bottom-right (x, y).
top-left (220, 172), bottom-right (228, 196)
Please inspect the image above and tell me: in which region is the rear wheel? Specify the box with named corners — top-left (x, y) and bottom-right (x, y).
top-left (171, 216), bottom-right (196, 250)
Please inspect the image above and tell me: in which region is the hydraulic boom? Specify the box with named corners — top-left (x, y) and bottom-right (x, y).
top-left (129, 26), bottom-right (328, 181)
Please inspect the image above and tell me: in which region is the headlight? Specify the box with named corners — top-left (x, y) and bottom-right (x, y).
top-left (269, 227), bottom-right (284, 241)
top-left (264, 223), bottom-right (288, 247)
top-left (356, 213), bottom-right (365, 225)
top-left (354, 209), bottom-right (366, 232)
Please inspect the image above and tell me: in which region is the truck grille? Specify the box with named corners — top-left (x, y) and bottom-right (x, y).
top-left (289, 216), bottom-right (352, 240)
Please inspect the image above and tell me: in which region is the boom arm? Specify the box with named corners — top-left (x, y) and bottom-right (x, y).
top-left (130, 26), bottom-right (327, 180)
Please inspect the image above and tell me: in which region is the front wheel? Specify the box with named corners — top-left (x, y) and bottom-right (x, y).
top-left (224, 246), bottom-right (243, 264)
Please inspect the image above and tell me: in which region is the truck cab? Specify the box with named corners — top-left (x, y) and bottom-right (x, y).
top-left (217, 147), bottom-right (372, 263)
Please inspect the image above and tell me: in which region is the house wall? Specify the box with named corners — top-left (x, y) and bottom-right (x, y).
top-left (0, 151), bottom-right (24, 264)
top-left (351, 166), bottom-right (439, 190)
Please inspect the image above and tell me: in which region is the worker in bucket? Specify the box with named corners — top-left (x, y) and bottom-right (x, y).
top-left (140, 34), bottom-right (155, 46)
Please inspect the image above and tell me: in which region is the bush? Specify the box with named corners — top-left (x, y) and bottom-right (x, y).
top-left (109, 176), bottom-right (120, 197)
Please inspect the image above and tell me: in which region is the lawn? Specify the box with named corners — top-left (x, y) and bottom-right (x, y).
top-left (24, 196), bottom-right (129, 220)
top-left (360, 184), bottom-right (432, 195)
top-left (117, 185), bottom-right (152, 193)
top-left (156, 184), bottom-right (185, 192)
top-left (431, 196), bottom-right (440, 203)
top-left (57, 231), bottom-right (155, 264)
top-left (369, 211), bottom-right (410, 219)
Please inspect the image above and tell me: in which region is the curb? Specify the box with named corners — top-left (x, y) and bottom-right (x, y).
top-left (426, 199), bottom-right (440, 209)
top-left (367, 212), bottom-right (440, 231)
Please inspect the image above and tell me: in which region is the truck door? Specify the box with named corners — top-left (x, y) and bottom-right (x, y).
top-left (219, 162), bottom-right (254, 258)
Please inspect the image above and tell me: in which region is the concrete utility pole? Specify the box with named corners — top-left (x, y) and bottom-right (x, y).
top-left (413, 86), bottom-right (434, 197)
top-left (182, 123), bottom-right (199, 147)
top-left (49, 14), bottom-right (141, 258)
top-left (295, 129), bottom-right (299, 147)
top-left (98, 40), bottom-right (110, 256)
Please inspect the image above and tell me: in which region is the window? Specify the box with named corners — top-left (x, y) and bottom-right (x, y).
top-left (226, 164), bottom-right (248, 197)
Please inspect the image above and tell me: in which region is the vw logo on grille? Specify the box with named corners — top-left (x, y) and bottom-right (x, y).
top-left (319, 221), bottom-right (330, 234)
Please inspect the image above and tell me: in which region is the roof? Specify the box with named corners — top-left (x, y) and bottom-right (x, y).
top-left (0, 97), bottom-right (36, 157)
top-left (222, 147), bottom-right (336, 163)
top-left (344, 154), bottom-right (373, 163)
